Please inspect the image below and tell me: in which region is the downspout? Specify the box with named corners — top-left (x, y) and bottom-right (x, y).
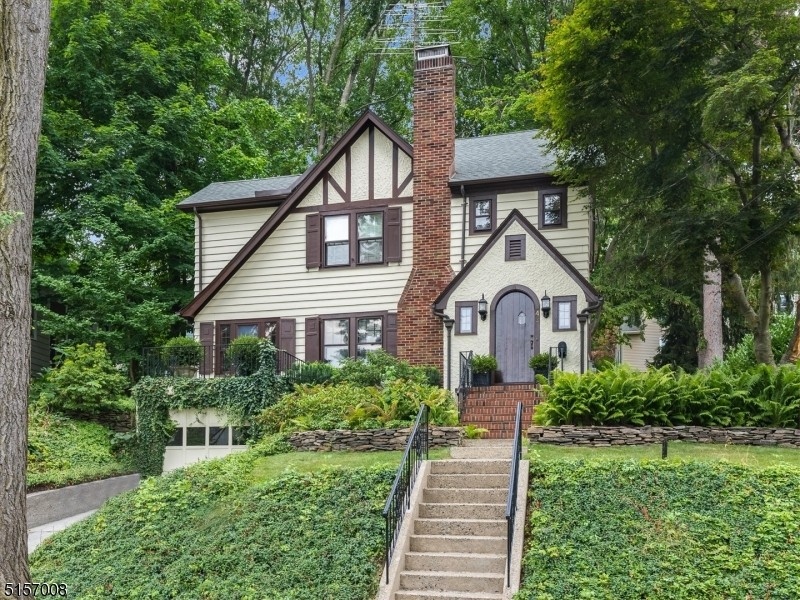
top-left (460, 185), bottom-right (467, 270)
top-left (194, 208), bottom-right (203, 292)
top-left (434, 309), bottom-right (455, 390)
top-left (578, 297), bottom-right (603, 374)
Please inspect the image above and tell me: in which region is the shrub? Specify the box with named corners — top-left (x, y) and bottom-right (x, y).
top-left (35, 343), bottom-right (130, 415)
top-left (534, 363), bottom-right (800, 428)
top-left (529, 352), bottom-right (558, 372)
top-left (332, 349), bottom-right (441, 387)
top-left (224, 335), bottom-right (261, 375)
top-left (471, 354), bottom-right (497, 373)
top-left (285, 360), bottom-right (336, 385)
top-left (724, 313), bottom-right (796, 371)
top-left (161, 336), bottom-right (202, 366)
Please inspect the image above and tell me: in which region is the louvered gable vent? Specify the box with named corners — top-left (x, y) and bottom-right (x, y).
top-left (505, 234), bottom-right (526, 261)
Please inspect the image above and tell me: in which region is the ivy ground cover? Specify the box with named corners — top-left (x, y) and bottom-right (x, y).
top-left (518, 460), bottom-right (800, 600)
top-left (31, 450), bottom-right (395, 599)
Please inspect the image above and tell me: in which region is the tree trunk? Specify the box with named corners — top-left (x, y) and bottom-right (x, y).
top-left (698, 249), bottom-right (724, 368)
top-left (0, 0), bottom-right (51, 590)
top-left (728, 269), bottom-right (775, 366)
top-left (781, 298), bottom-right (800, 364)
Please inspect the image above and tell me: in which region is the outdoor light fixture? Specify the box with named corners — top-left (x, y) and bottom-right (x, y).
top-left (478, 293), bottom-right (488, 321)
top-left (541, 291), bottom-right (551, 318)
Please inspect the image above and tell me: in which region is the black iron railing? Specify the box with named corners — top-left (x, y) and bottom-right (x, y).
top-left (505, 401), bottom-right (523, 587)
top-left (382, 404), bottom-right (429, 584)
top-left (141, 344), bottom-right (303, 379)
top-left (457, 350), bottom-right (473, 414)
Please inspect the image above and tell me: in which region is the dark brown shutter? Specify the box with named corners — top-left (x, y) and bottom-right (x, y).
top-left (279, 318), bottom-right (296, 356)
top-left (304, 317), bottom-right (320, 362)
top-left (385, 313), bottom-right (398, 356)
top-left (306, 214), bottom-right (321, 269)
top-left (386, 207), bottom-right (402, 262)
top-left (199, 322), bottom-right (213, 375)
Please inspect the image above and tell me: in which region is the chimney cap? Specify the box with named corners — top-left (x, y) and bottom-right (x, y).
top-left (415, 44), bottom-right (451, 62)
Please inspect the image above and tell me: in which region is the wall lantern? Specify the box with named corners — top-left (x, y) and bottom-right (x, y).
top-left (478, 294), bottom-right (488, 321)
top-left (541, 291), bottom-right (551, 318)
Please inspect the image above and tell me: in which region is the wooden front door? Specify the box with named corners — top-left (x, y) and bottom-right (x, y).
top-left (494, 291), bottom-right (536, 382)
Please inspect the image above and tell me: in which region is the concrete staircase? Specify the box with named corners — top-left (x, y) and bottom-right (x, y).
top-left (393, 442), bottom-right (513, 600)
top-left (460, 385), bottom-right (540, 439)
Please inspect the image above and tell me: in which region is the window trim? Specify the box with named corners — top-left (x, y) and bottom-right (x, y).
top-left (538, 188), bottom-right (568, 229)
top-left (320, 311), bottom-right (389, 363)
top-left (469, 195), bottom-right (497, 235)
top-left (504, 234), bottom-right (526, 261)
top-left (455, 301), bottom-right (478, 335)
top-left (321, 207), bottom-right (388, 268)
top-left (552, 295), bottom-right (578, 331)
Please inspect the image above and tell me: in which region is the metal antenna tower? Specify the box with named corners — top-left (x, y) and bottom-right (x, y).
top-left (375, 1), bottom-right (457, 56)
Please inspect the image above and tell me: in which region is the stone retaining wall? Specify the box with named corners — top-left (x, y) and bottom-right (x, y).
top-left (528, 425), bottom-right (800, 447)
top-left (289, 427), bottom-right (463, 452)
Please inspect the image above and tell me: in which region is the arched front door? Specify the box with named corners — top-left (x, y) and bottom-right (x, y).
top-left (493, 289), bottom-right (538, 383)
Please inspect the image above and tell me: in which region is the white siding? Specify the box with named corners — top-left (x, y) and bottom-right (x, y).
top-left (195, 207), bottom-right (275, 294)
top-left (619, 319), bottom-right (663, 371)
top-left (450, 187), bottom-right (591, 277)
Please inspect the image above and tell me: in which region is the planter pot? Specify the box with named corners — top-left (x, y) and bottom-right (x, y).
top-left (473, 372), bottom-right (492, 387)
top-left (173, 365), bottom-right (198, 378)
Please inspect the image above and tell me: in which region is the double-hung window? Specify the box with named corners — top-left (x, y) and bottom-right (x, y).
top-left (323, 211), bottom-right (384, 266)
top-left (455, 301), bottom-right (477, 335)
top-left (539, 188), bottom-right (568, 228)
top-left (470, 197), bottom-right (495, 234)
top-left (552, 296), bottom-right (577, 331)
top-left (322, 315), bottom-right (384, 365)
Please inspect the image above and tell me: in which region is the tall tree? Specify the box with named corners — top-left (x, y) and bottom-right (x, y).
top-left (0, 0), bottom-right (51, 587)
top-left (534, 0), bottom-right (800, 365)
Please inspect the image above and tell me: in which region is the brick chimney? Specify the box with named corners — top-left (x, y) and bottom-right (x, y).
top-left (397, 44), bottom-right (456, 368)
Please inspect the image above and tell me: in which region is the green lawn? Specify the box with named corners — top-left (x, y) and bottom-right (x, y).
top-left (528, 440), bottom-right (800, 468)
top-left (251, 448), bottom-right (449, 482)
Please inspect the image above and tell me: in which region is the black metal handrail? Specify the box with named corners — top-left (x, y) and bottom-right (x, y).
top-left (505, 401), bottom-right (523, 587)
top-left (457, 350), bottom-right (473, 414)
top-left (141, 345), bottom-right (304, 379)
top-left (382, 404), bottom-right (429, 584)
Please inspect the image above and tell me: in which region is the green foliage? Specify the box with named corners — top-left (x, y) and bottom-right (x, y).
top-left (529, 353), bottom-right (558, 372)
top-left (535, 364), bottom-right (800, 428)
top-left (332, 349), bottom-right (441, 387)
top-left (463, 424), bottom-right (489, 439)
top-left (518, 460), bottom-right (800, 599)
top-left (132, 341), bottom-right (284, 476)
top-left (27, 406), bottom-right (132, 489)
top-left (161, 336), bottom-right (202, 366)
top-left (725, 313), bottom-right (797, 372)
top-left (31, 453), bottom-right (393, 600)
top-left (285, 361), bottom-right (337, 385)
top-left (34, 343), bottom-right (131, 415)
top-left (224, 334), bottom-right (261, 376)
top-left (259, 379), bottom-right (458, 433)
top-left (471, 354), bottom-right (498, 374)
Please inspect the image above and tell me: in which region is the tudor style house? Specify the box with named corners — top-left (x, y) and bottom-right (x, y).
top-left (178, 44), bottom-right (601, 395)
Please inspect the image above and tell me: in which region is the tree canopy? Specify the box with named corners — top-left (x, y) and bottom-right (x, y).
top-left (534, 0), bottom-right (800, 365)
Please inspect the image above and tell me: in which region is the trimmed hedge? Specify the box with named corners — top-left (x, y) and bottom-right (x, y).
top-left (31, 452), bottom-right (393, 600)
top-left (535, 364), bottom-right (800, 427)
top-left (519, 460), bottom-right (800, 599)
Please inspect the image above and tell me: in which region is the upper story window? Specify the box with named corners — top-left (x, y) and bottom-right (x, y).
top-left (307, 206), bottom-right (401, 269)
top-left (539, 188), bottom-right (568, 228)
top-left (470, 196), bottom-right (496, 234)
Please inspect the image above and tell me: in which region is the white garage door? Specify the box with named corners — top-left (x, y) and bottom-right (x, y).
top-left (163, 409), bottom-right (249, 472)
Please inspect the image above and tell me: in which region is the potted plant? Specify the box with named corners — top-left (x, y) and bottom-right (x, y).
top-left (224, 335), bottom-right (262, 376)
top-left (471, 354), bottom-right (497, 387)
top-left (529, 352), bottom-right (558, 380)
top-left (163, 336), bottom-right (203, 377)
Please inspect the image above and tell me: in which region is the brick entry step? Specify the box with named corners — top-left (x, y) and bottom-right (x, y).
top-left (459, 384), bottom-right (541, 439)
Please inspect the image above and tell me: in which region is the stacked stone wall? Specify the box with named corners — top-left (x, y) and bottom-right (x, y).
top-left (289, 426), bottom-right (463, 452)
top-left (528, 425), bottom-right (800, 447)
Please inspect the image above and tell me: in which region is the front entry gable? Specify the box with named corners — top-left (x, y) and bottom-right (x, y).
top-left (182, 110), bottom-right (413, 318)
top-left (433, 209), bottom-right (600, 312)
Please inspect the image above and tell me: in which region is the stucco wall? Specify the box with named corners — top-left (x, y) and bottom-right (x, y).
top-left (442, 219), bottom-right (588, 390)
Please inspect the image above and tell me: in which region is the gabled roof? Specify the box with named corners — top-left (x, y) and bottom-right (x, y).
top-left (451, 130), bottom-right (554, 185)
top-left (434, 209), bottom-right (600, 309)
top-left (180, 110), bottom-right (413, 318)
top-left (178, 175), bottom-right (301, 210)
